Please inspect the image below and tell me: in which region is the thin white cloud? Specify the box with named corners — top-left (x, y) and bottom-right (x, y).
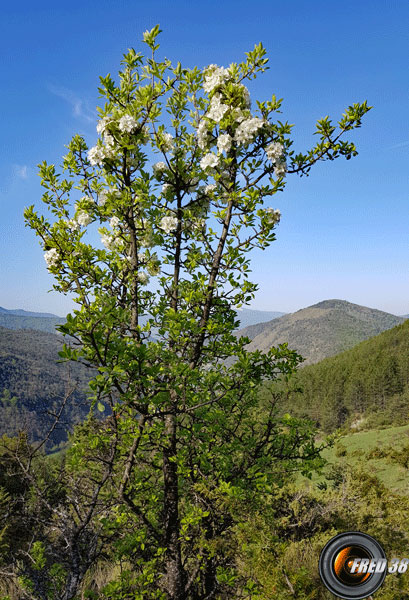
top-left (15, 165), bottom-right (28, 179)
top-left (48, 84), bottom-right (95, 123)
top-left (387, 140), bottom-right (409, 151)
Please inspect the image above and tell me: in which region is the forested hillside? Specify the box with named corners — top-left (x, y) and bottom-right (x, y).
top-left (279, 319), bottom-right (409, 431)
top-left (0, 327), bottom-right (91, 448)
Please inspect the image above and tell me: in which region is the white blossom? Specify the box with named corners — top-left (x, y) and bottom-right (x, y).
top-left (200, 152), bottom-right (219, 171)
top-left (110, 216), bottom-right (120, 229)
top-left (205, 183), bottom-right (216, 194)
top-left (137, 271), bottom-right (150, 285)
top-left (203, 65), bottom-right (230, 94)
top-left (67, 219), bottom-right (81, 232)
top-left (217, 133), bottom-right (232, 154)
top-left (88, 145), bottom-right (107, 166)
top-left (264, 207), bottom-right (281, 225)
top-left (137, 252), bottom-right (146, 263)
top-left (101, 233), bottom-right (115, 250)
top-left (152, 161), bottom-right (168, 178)
top-left (197, 120), bottom-right (211, 150)
top-left (234, 117), bottom-right (265, 146)
top-left (233, 108), bottom-right (247, 123)
top-left (266, 141), bottom-right (284, 163)
top-left (44, 248), bottom-right (59, 268)
top-left (160, 215), bottom-right (178, 233)
top-left (118, 114), bottom-right (138, 133)
top-left (207, 94), bottom-right (229, 123)
top-left (104, 132), bottom-right (116, 149)
top-left (96, 116), bottom-right (111, 135)
top-left (98, 190), bottom-right (108, 206)
top-left (160, 132), bottom-right (174, 152)
top-left (75, 211), bottom-right (92, 227)
top-left (162, 183), bottom-right (172, 195)
top-left (274, 159), bottom-right (287, 177)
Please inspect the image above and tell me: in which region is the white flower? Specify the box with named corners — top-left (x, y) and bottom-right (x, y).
top-left (110, 216), bottom-right (120, 229)
top-left (152, 161), bottom-right (168, 178)
top-left (160, 132), bottom-right (174, 152)
top-left (264, 207), bottom-right (281, 225)
top-left (162, 183), bottom-right (172, 195)
top-left (274, 159), bottom-right (287, 177)
top-left (67, 219), bottom-right (81, 232)
top-left (160, 215), bottom-right (178, 233)
top-left (118, 114), bottom-right (138, 133)
top-left (98, 190), bottom-right (108, 206)
top-left (137, 251), bottom-right (146, 263)
top-left (217, 133), bottom-right (232, 154)
top-left (104, 132), bottom-right (116, 149)
top-left (203, 65), bottom-right (230, 94)
top-left (234, 117), bottom-right (265, 146)
top-left (137, 271), bottom-right (149, 285)
top-left (197, 120), bottom-right (211, 150)
top-left (200, 152), bottom-right (219, 171)
top-left (266, 141), bottom-right (284, 163)
top-left (207, 94), bottom-right (229, 123)
top-left (101, 233), bottom-right (115, 250)
top-left (205, 183), bottom-right (216, 194)
top-left (96, 117), bottom-right (111, 135)
top-left (44, 248), bottom-right (59, 268)
top-left (75, 211), bottom-right (92, 227)
top-left (88, 145), bottom-right (106, 166)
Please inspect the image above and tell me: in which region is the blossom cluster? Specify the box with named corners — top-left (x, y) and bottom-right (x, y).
top-left (207, 94), bottom-right (229, 123)
top-left (88, 145), bottom-right (107, 166)
top-left (200, 152), bottom-right (219, 171)
top-left (76, 211), bottom-right (92, 227)
top-left (264, 207), bottom-right (281, 225)
top-left (159, 132), bottom-right (174, 152)
top-left (217, 133), bottom-right (232, 154)
top-left (203, 65), bottom-right (230, 94)
top-left (118, 114), bottom-right (138, 133)
top-left (160, 215), bottom-right (178, 233)
top-left (153, 161), bottom-right (168, 178)
top-left (197, 120), bottom-right (212, 150)
top-left (234, 117), bottom-right (264, 146)
top-left (44, 248), bottom-right (59, 269)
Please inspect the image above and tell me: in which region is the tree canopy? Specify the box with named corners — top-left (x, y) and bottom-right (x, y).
top-left (20, 26), bottom-right (371, 599)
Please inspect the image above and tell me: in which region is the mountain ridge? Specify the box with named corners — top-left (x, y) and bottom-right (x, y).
top-left (238, 299), bottom-right (405, 365)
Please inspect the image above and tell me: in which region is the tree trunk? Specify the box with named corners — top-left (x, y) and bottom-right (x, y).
top-left (163, 412), bottom-right (185, 599)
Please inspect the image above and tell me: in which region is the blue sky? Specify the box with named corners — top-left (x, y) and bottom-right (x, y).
top-left (1, 0), bottom-right (408, 316)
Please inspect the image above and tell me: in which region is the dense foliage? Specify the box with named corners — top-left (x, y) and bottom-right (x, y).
top-left (279, 320), bottom-right (409, 432)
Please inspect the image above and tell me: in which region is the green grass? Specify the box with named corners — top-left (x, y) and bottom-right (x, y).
top-left (300, 423), bottom-right (409, 494)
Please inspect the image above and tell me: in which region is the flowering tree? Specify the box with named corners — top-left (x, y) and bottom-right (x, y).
top-left (25, 26), bottom-right (370, 599)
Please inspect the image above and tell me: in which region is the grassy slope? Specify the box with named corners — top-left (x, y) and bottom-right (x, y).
top-left (300, 424), bottom-right (409, 494)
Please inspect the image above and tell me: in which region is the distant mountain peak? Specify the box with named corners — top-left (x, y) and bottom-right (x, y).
top-left (238, 299), bottom-right (405, 366)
